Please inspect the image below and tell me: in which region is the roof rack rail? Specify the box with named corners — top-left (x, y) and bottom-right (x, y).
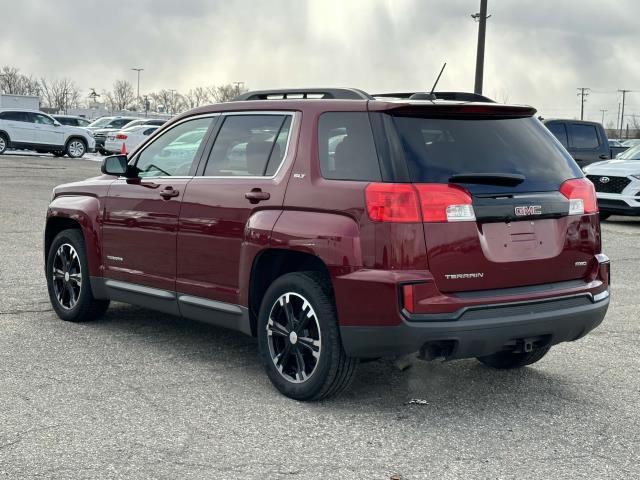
top-left (373, 91), bottom-right (495, 103)
top-left (234, 88), bottom-right (373, 101)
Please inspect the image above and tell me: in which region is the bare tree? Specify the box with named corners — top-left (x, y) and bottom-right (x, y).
top-left (40, 78), bottom-right (80, 113)
top-left (184, 87), bottom-right (211, 109)
top-left (108, 80), bottom-right (135, 111)
top-left (0, 65), bottom-right (40, 96)
top-left (209, 83), bottom-right (247, 103)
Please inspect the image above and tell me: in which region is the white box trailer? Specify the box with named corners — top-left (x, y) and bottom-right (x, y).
top-left (0, 94), bottom-right (40, 110)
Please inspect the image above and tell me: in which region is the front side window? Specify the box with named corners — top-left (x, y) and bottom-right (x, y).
top-left (570, 124), bottom-right (599, 149)
top-left (135, 117), bottom-right (212, 177)
top-left (33, 113), bottom-right (55, 125)
top-left (318, 112), bottom-right (381, 181)
top-left (203, 114), bottom-right (292, 176)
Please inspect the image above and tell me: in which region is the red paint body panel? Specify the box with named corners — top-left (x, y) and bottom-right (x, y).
top-left (102, 177), bottom-right (192, 291)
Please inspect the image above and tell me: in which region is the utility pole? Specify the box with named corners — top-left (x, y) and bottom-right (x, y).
top-left (131, 68), bottom-right (144, 108)
top-left (599, 109), bottom-right (607, 125)
top-left (169, 89), bottom-right (177, 115)
top-left (471, 0), bottom-right (489, 94)
top-left (616, 102), bottom-right (621, 134)
top-left (232, 81), bottom-right (245, 97)
top-left (618, 89), bottom-right (630, 140)
top-left (577, 87), bottom-right (590, 120)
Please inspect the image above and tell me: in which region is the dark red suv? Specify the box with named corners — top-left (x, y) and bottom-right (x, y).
top-left (45, 88), bottom-right (610, 400)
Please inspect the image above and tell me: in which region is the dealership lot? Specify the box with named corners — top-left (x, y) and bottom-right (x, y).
top-left (1, 155), bottom-right (639, 478)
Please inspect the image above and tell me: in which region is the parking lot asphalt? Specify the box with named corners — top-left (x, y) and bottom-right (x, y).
top-left (1, 154), bottom-right (639, 479)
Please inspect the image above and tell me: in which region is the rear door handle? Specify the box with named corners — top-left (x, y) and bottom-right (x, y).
top-left (245, 189), bottom-right (270, 203)
top-left (159, 186), bottom-right (180, 199)
top-left (599, 154), bottom-right (608, 159)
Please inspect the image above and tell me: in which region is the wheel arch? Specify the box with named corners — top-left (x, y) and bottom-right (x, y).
top-left (248, 249), bottom-right (333, 337)
top-left (0, 129), bottom-right (11, 145)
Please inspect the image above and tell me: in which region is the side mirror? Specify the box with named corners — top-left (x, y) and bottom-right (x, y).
top-left (53, 121), bottom-right (62, 127)
top-left (101, 155), bottom-right (130, 176)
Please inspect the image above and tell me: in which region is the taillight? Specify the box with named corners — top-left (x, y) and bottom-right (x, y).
top-left (402, 284), bottom-right (415, 312)
top-left (560, 178), bottom-right (598, 215)
top-left (365, 183), bottom-right (420, 222)
top-left (116, 134), bottom-right (127, 140)
top-left (365, 183), bottom-right (475, 223)
top-left (414, 184), bottom-right (475, 222)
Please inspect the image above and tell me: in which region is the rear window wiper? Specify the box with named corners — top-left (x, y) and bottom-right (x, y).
top-left (448, 173), bottom-right (525, 186)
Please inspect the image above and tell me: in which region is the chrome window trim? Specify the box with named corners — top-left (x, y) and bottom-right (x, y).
top-left (197, 110), bottom-right (298, 180)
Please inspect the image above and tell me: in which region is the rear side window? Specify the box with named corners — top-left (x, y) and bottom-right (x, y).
top-left (570, 124), bottom-right (599, 149)
top-left (0, 111), bottom-right (28, 122)
top-left (391, 115), bottom-right (582, 193)
top-left (318, 112), bottom-right (381, 181)
top-left (546, 122), bottom-right (568, 147)
top-left (204, 114), bottom-right (291, 176)
top-left (109, 119), bottom-right (133, 128)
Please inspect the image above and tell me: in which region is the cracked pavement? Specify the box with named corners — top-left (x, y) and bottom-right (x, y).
top-left (1, 155), bottom-right (639, 479)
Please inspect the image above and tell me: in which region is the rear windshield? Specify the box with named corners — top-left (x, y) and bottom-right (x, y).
top-left (391, 115), bottom-right (581, 193)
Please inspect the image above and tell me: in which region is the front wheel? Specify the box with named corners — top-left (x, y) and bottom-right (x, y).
top-left (257, 271), bottom-right (357, 401)
top-left (46, 229), bottom-right (109, 322)
top-left (0, 133), bottom-right (8, 154)
top-left (477, 345), bottom-right (551, 369)
top-left (65, 138), bottom-right (86, 158)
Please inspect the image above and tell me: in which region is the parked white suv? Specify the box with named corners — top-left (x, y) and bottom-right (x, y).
top-left (0, 109), bottom-right (95, 158)
top-left (583, 144), bottom-right (640, 219)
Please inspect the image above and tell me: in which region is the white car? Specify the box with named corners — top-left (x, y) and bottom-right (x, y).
top-left (103, 125), bottom-right (160, 154)
top-left (0, 108), bottom-right (95, 158)
top-left (583, 144), bottom-right (640, 219)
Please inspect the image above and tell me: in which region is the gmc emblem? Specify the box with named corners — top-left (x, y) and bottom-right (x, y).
top-left (514, 205), bottom-right (542, 216)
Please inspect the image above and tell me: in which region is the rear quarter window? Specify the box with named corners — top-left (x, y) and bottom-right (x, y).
top-left (391, 115), bottom-right (582, 193)
top-left (318, 112), bottom-right (381, 181)
top-left (546, 122), bottom-right (568, 147)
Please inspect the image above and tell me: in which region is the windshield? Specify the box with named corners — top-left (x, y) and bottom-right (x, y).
top-left (391, 115), bottom-right (582, 193)
top-left (616, 144), bottom-right (640, 160)
top-left (87, 117), bottom-right (112, 128)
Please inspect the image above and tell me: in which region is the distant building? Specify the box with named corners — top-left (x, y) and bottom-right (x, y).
top-left (0, 94), bottom-right (40, 109)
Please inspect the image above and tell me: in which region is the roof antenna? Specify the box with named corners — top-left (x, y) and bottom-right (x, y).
top-left (429, 62), bottom-right (447, 96)
top-left (409, 62), bottom-right (446, 100)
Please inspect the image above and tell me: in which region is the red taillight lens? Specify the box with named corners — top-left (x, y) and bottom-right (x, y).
top-left (365, 183), bottom-right (420, 222)
top-left (116, 134), bottom-right (127, 140)
top-left (366, 183), bottom-right (475, 223)
top-left (560, 178), bottom-right (598, 215)
top-left (414, 184), bottom-right (475, 222)
top-left (402, 284), bottom-right (415, 312)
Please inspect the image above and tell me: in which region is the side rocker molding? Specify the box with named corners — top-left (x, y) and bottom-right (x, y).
top-left (90, 277), bottom-right (251, 335)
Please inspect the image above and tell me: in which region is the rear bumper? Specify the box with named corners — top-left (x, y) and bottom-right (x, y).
top-left (598, 199), bottom-right (640, 216)
top-left (340, 292), bottom-right (609, 358)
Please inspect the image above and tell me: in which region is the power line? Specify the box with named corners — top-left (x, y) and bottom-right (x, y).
top-left (577, 87), bottom-right (590, 120)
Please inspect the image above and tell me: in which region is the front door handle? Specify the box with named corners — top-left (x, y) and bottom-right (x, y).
top-left (245, 189), bottom-right (270, 204)
top-left (159, 186), bottom-right (180, 199)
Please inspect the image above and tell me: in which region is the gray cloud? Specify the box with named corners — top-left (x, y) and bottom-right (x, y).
top-left (1, 0), bottom-right (638, 124)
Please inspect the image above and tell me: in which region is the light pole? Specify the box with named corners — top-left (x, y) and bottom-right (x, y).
top-left (131, 67), bottom-right (143, 109)
top-left (169, 89), bottom-right (177, 115)
top-left (471, 0), bottom-right (490, 95)
top-left (232, 81), bottom-right (245, 97)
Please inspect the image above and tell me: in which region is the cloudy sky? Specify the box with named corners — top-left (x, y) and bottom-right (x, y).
top-left (1, 0), bottom-right (639, 124)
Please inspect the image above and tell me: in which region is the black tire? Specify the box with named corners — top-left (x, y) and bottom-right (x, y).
top-left (98, 148), bottom-right (108, 156)
top-left (599, 213), bottom-right (611, 221)
top-left (46, 228), bottom-right (109, 322)
top-left (257, 271), bottom-right (357, 401)
top-left (477, 345), bottom-right (551, 369)
top-left (53, 151), bottom-right (65, 157)
top-left (65, 138), bottom-right (87, 158)
top-left (0, 133), bottom-right (8, 154)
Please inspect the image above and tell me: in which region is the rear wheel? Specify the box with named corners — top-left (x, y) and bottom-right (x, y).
top-left (477, 345), bottom-right (551, 369)
top-left (257, 271), bottom-right (357, 401)
top-left (65, 138), bottom-right (86, 158)
top-left (46, 229), bottom-right (109, 322)
top-left (0, 133), bottom-right (8, 154)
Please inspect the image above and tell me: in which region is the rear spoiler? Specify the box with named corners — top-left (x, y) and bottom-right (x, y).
top-left (379, 103), bottom-right (537, 118)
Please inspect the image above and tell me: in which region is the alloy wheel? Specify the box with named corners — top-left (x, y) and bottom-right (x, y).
top-left (0, 136), bottom-right (6, 153)
top-left (68, 140), bottom-right (85, 157)
top-left (52, 243), bottom-right (82, 309)
top-left (266, 292), bottom-right (322, 383)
